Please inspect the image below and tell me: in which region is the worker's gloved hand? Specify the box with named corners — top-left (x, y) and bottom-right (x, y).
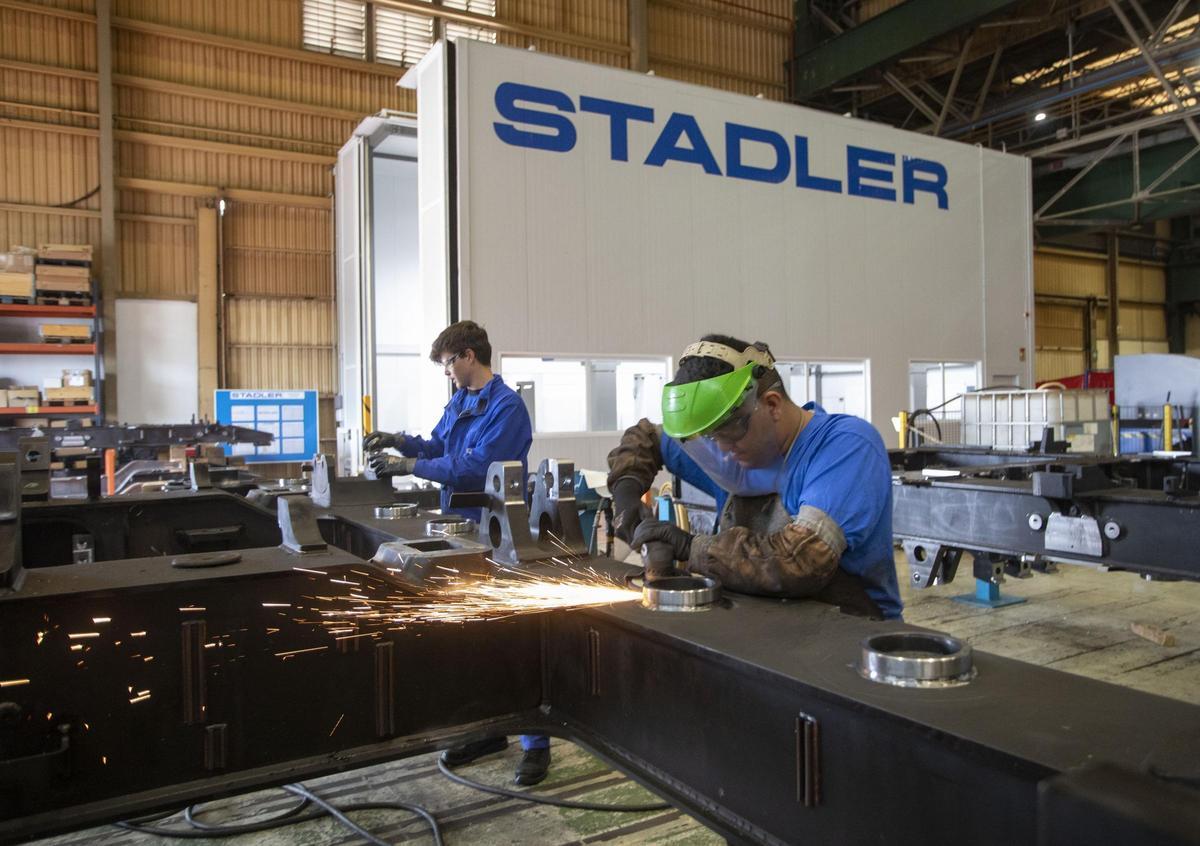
top-left (610, 478), bottom-right (650, 544)
top-left (364, 430), bottom-right (404, 452)
top-left (368, 453), bottom-right (417, 477)
top-left (631, 519), bottom-right (693, 571)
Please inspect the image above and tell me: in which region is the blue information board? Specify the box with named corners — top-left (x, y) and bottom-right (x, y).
top-left (214, 390), bottom-right (319, 463)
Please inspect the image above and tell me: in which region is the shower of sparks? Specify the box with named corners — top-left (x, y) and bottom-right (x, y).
top-left (329, 713), bottom-right (345, 737)
top-left (287, 537), bottom-right (641, 635)
top-left (0, 679), bottom-right (30, 688)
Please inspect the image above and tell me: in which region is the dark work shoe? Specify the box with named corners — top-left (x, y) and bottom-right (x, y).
top-left (513, 747), bottom-right (550, 786)
top-left (440, 736), bottom-right (508, 767)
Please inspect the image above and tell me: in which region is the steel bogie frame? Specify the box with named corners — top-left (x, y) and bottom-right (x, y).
top-left (892, 448), bottom-right (1200, 586)
top-left (2, 481), bottom-right (1200, 843)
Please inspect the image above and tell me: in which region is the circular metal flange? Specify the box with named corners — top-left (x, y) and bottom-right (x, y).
top-left (642, 575), bottom-right (721, 612)
top-left (426, 516), bottom-right (476, 537)
top-left (859, 632), bottom-right (975, 688)
top-left (171, 551), bottom-right (243, 569)
top-left (375, 503), bottom-right (418, 520)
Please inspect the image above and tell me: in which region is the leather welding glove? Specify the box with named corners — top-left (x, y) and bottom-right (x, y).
top-left (368, 453), bottom-right (417, 477)
top-left (364, 430), bottom-right (405, 452)
top-left (610, 478), bottom-right (651, 544)
top-left (632, 519), bottom-right (693, 570)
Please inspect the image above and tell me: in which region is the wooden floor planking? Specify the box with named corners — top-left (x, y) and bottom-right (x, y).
top-left (896, 550), bottom-right (1200, 703)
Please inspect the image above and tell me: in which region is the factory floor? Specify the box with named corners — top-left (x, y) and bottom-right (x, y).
top-left (31, 552), bottom-right (1199, 846)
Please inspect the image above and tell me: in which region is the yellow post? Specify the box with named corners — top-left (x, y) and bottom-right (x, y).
top-left (362, 394), bottom-right (372, 436)
top-left (897, 410), bottom-right (909, 450)
top-left (1111, 404), bottom-right (1120, 457)
top-left (1163, 403), bottom-right (1174, 451)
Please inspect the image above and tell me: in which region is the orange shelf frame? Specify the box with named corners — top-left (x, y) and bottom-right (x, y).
top-left (0, 303), bottom-right (95, 318)
top-left (0, 342), bottom-right (95, 355)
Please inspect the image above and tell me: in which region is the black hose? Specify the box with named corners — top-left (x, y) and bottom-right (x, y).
top-left (437, 757), bottom-right (670, 812)
top-left (115, 783), bottom-right (443, 844)
top-left (906, 408), bottom-right (942, 447)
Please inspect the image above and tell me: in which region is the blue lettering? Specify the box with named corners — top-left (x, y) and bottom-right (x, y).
top-left (644, 113), bottom-right (722, 175)
top-left (903, 157), bottom-right (949, 210)
top-left (579, 96), bottom-right (654, 162)
top-left (493, 82), bottom-right (576, 153)
top-left (794, 135), bottom-right (842, 193)
top-left (725, 123), bottom-right (789, 184)
top-left (847, 146), bottom-right (896, 202)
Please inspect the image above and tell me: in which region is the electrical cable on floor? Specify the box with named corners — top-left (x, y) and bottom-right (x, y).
top-left (436, 757), bottom-right (671, 812)
top-left (114, 782), bottom-right (444, 844)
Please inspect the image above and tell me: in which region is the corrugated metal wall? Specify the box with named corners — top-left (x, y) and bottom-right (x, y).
top-left (1033, 248), bottom-right (1169, 382)
top-left (3, 0), bottom-right (794, 470)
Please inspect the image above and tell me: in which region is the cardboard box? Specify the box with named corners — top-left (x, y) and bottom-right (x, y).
top-left (0, 389), bottom-right (8, 407)
top-left (61, 368), bottom-right (94, 387)
top-left (37, 244), bottom-right (93, 262)
top-left (8, 387), bottom-right (40, 406)
top-left (38, 323), bottom-right (92, 341)
top-left (43, 386), bottom-right (94, 403)
top-left (14, 418), bottom-right (49, 427)
top-left (0, 251), bottom-right (35, 273)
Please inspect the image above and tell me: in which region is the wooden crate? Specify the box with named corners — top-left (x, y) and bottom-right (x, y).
top-left (43, 385), bottom-right (94, 404)
top-left (8, 388), bottom-right (40, 406)
top-left (36, 264), bottom-right (91, 294)
top-left (0, 271), bottom-right (33, 298)
top-left (38, 323), bottom-right (92, 342)
top-left (37, 244), bottom-right (93, 262)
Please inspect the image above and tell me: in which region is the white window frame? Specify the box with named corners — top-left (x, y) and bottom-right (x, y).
top-left (497, 352), bottom-right (674, 436)
top-left (774, 357), bottom-right (872, 422)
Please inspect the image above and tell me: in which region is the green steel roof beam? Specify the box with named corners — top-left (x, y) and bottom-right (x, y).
top-left (791, 0), bottom-right (1023, 100)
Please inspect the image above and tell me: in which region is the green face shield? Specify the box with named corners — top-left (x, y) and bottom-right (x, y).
top-left (661, 364), bottom-right (756, 440)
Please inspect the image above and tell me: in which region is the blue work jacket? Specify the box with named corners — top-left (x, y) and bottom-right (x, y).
top-left (401, 374), bottom-right (532, 519)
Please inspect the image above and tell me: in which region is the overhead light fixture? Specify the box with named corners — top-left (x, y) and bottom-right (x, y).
top-left (1034, 112), bottom-right (1047, 122)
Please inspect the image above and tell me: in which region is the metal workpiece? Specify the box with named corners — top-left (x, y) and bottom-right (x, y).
top-left (426, 515), bottom-right (475, 536)
top-left (17, 437), bottom-right (50, 502)
top-left (892, 448), bottom-right (1200, 583)
top-left (858, 632), bottom-right (975, 688)
top-left (528, 458), bottom-right (587, 556)
top-left (374, 503), bottom-right (418, 520)
top-left (4, 484), bottom-right (1200, 845)
top-left (641, 574), bottom-right (721, 611)
top-left (0, 422), bottom-right (273, 454)
top-left (310, 453), bottom-right (397, 509)
top-left (372, 535), bottom-right (492, 590)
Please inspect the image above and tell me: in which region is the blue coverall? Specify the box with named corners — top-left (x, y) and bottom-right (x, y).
top-left (399, 373), bottom-right (548, 749)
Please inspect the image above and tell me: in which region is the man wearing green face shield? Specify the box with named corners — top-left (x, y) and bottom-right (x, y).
top-left (607, 334), bottom-right (901, 619)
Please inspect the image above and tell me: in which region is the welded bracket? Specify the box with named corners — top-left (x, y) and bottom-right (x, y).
top-left (902, 539), bottom-right (963, 589)
top-left (277, 496), bottom-right (327, 554)
top-left (529, 458), bottom-right (587, 557)
top-left (478, 460), bottom-right (543, 565)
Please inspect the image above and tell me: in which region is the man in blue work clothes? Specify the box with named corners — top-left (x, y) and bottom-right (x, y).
top-left (608, 334), bottom-right (901, 620)
top-left (364, 320), bottom-right (551, 786)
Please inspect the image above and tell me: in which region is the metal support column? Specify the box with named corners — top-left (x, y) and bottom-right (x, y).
top-left (629, 0), bottom-right (648, 72)
top-left (97, 0), bottom-right (118, 420)
top-left (1107, 233), bottom-right (1121, 367)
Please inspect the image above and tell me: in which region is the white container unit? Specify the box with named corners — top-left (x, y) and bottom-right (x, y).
top-left (961, 389), bottom-right (1111, 452)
